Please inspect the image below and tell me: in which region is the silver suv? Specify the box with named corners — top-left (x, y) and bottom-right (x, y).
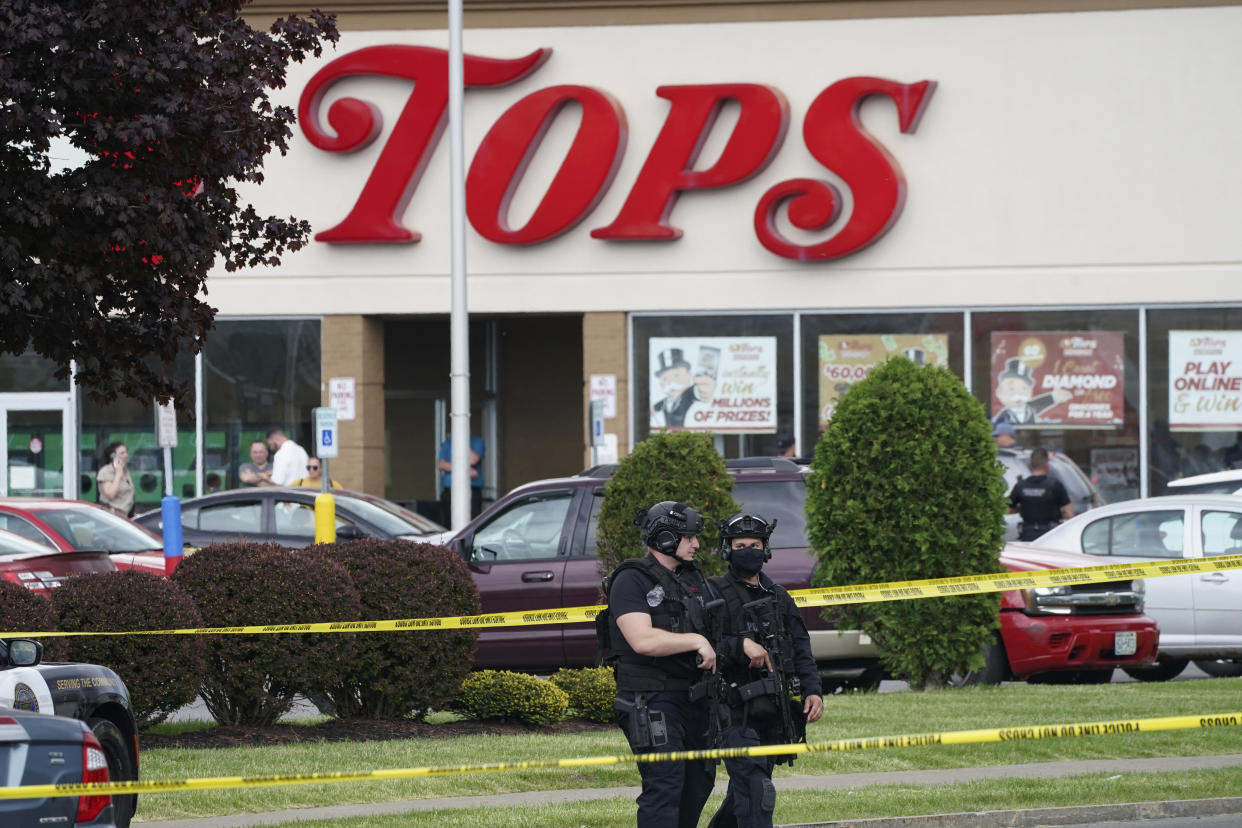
top-left (997, 448), bottom-right (1104, 541)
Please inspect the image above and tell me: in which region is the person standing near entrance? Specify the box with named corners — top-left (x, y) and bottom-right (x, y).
top-left (267, 427), bottom-right (309, 487)
top-left (708, 512), bottom-right (823, 828)
top-left (437, 435), bottom-right (485, 521)
top-left (1008, 448), bottom-right (1074, 541)
top-left (96, 442), bottom-right (135, 517)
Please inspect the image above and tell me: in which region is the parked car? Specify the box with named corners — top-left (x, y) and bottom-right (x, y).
top-left (1032, 494), bottom-right (1242, 680)
top-left (0, 705), bottom-right (117, 828)
top-left (134, 487), bottom-right (446, 549)
top-left (1165, 469), bottom-right (1242, 496)
top-left (997, 448), bottom-right (1105, 541)
top-left (443, 457), bottom-right (1156, 689)
top-left (1, 637), bottom-right (139, 827)
top-left (0, 526), bottom-right (117, 592)
top-left (0, 499), bottom-right (166, 574)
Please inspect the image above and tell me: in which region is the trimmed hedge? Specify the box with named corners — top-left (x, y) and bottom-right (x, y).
top-left (305, 539), bottom-right (480, 720)
top-left (456, 670), bottom-right (569, 725)
top-left (807, 356), bottom-right (1006, 690)
top-left (52, 570), bottom-right (207, 728)
top-left (0, 581), bottom-right (68, 661)
top-left (173, 542), bottom-right (363, 726)
top-left (549, 667), bottom-right (615, 723)
top-left (596, 431), bottom-right (739, 577)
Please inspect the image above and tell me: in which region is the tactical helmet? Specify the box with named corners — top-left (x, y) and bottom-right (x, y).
top-left (634, 501), bottom-right (705, 556)
top-left (717, 512), bottom-right (777, 561)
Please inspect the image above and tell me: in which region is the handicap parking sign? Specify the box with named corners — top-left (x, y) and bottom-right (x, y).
top-left (313, 407), bottom-right (339, 458)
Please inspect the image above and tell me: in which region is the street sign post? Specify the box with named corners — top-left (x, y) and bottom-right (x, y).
top-left (312, 407), bottom-right (339, 543)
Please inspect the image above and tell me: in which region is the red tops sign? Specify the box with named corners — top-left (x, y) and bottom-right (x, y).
top-left (298, 45), bottom-right (935, 261)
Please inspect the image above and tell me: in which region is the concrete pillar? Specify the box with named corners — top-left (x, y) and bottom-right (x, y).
top-left (321, 316), bottom-right (385, 494)
top-left (582, 311), bottom-right (629, 467)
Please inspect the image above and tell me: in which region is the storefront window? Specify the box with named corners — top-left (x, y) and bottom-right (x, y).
top-left (0, 350), bottom-right (67, 393)
top-left (632, 315), bottom-right (793, 458)
top-left (972, 309), bottom-right (1141, 503)
top-left (81, 352), bottom-right (196, 513)
top-left (800, 312), bottom-right (964, 453)
top-left (1146, 308), bottom-right (1242, 494)
top-left (205, 319), bottom-right (321, 491)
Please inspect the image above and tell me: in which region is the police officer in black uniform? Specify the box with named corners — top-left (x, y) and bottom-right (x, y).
top-left (1008, 447), bottom-right (1074, 541)
top-left (708, 512), bottom-right (823, 828)
top-left (604, 501), bottom-right (726, 828)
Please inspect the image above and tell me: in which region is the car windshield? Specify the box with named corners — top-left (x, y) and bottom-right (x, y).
top-left (731, 480), bottom-right (808, 548)
top-left (342, 496), bottom-right (443, 536)
top-left (29, 507), bottom-right (161, 553)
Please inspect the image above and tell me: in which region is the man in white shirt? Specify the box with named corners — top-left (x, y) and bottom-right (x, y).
top-left (266, 427), bottom-right (310, 486)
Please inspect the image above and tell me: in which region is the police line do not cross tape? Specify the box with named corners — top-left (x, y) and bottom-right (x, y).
top-left (0, 710), bottom-right (1238, 800)
top-left (4, 554), bottom-right (1241, 638)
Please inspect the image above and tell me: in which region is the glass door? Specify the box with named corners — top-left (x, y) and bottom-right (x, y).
top-left (0, 393), bottom-right (77, 499)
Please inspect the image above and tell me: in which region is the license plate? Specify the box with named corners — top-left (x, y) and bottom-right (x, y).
top-left (1115, 631), bottom-right (1137, 656)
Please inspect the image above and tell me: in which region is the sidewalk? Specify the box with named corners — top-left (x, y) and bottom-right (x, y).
top-left (139, 753), bottom-right (1242, 827)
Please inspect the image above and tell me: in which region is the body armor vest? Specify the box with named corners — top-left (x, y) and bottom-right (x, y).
top-left (602, 554), bottom-right (722, 692)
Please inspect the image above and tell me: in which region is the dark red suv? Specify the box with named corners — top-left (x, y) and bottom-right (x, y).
top-left (444, 458), bottom-right (1157, 688)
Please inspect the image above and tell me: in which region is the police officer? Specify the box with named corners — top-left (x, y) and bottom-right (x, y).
top-left (1008, 448), bottom-right (1074, 541)
top-left (604, 501), bottom-right (725, 828)
top-left (708, 512), bottom-right (823, 828)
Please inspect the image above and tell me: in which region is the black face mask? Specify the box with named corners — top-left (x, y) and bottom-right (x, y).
top-left (728, 547), bottom-right (767, 577)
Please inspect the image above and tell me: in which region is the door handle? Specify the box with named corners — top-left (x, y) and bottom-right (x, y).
top-left (522, 571), bottom-right (555, 582)
top-left (1199, 573), bottom-right (1229, 583)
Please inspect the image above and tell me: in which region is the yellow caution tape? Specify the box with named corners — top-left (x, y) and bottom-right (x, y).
top-left (1, 711), bottom-right (1238, 800)
top-left (4, 554), bottom-right (1241, 638)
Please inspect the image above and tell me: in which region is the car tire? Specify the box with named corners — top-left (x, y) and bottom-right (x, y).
top-left (949, 637), bottom-right (1007, 687)
top-left (1123, 657), bottom-right (1189, 682)
top-left (88, 718), bottom-right (136, 828)
top-left (1194, 658), bottom-right (1242, 678)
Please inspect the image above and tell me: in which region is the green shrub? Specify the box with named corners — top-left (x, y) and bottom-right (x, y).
top-left (596, 431), bottom-right (739, 577)
top-left (172, 542), bottom-right (362, 726)
top-left (549, 666), bottom-right (615, 723)
top-left (52, 570), bottom-right (206, 729)
top-left (305, 539), bottom-right (480, 720)
top-left (806, 356), bottom-right (1007, 690)
top-left (0, 581), bottom-right (68, 661)
top-left (455, 670), bottom-right (569, 725)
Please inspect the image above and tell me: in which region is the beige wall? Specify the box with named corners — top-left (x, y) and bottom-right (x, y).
top-left (321, 315), bottom-right (386, 494)
top-left (582, 312), bottom-right (629, 466)
top-left (248, 0), bottom-right (1240, 31)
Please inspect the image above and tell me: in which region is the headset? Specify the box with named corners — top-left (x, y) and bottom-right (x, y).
top-left (717, 512), bottom-right (777, 562)
top-left (634, 501), bottom-right (705, 556)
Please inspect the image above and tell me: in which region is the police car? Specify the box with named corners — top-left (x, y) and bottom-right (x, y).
top-left (1, 638), bottom-right (139, 828)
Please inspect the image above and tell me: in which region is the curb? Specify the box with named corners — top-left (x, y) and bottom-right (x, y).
top-left (786, 797), bottom-right (1242, 827)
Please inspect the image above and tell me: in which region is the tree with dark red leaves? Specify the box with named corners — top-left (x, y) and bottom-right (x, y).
top-left (0, 0), bottom-right (337, 404)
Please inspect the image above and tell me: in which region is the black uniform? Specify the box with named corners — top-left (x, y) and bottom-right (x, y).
top-left (707, 570), bottom-right (822, 828)
top-left (1008, 472), bottom-right (1070, 541)
top-left (606, 554), bottom-right (725, 828)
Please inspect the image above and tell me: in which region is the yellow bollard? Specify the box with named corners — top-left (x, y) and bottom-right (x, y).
top-left (314, 492), bottom-right (337, 543)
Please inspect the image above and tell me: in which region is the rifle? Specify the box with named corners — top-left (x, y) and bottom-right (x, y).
top-left (741, 595), bottom-right (805, 763)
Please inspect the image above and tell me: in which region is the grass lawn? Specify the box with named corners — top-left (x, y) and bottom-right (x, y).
top-left (249, 767), bottom-right (1242, 827)
top-left (133, 679), bottom-right (1242, 823)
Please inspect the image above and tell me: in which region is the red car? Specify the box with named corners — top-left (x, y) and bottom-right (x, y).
top-left (0, 527), bottom-right (116, 592)
top-left (0, 499), bottom-right (167, 575)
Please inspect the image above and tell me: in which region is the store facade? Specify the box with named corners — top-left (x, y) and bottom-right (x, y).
top-left (3, 1), bottom-right (1241, 512)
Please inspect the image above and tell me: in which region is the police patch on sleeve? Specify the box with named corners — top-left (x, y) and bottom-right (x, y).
top-left (646, 585), bottom-right (664, 607)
